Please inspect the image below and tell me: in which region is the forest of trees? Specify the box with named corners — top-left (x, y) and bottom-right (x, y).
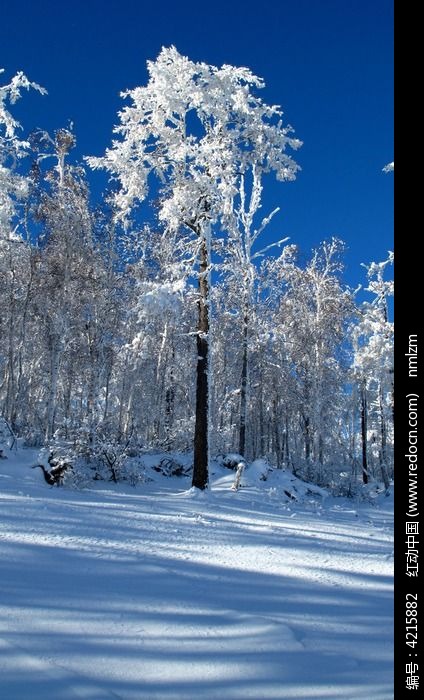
top-left (0, 51), bottom-right (393, 493)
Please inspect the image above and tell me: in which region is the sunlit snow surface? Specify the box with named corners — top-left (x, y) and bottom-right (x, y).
top-left (0, 449), bottom-right (393, 699)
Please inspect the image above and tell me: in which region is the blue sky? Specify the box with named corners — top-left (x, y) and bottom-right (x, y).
top-left (1, 0), bottom-right (393, 288)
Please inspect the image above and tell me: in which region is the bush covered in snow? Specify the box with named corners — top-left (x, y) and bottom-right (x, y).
top-left (215, 453), bottom-right (246, 471)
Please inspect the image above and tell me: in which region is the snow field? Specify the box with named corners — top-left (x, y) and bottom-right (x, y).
top-left (0, 449), bottom-right (393, 699)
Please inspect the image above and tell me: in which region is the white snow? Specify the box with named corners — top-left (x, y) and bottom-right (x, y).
top-left (0, 448), bottom-right (393, 699)
top-left (382, 162), bottom-right (394, 173)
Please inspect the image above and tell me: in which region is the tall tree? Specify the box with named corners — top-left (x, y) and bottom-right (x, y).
top-left (88, 46), bottom-right (300, 488)
top-left (0, 70), bottom-right (45, 427)
top-left (352, 253), bottom-right (394, 487)
top-left (0, 69), bottom-right (46, 236)
top-left (273, 239), bottom-right (353, 478)
top-left (222, 165), bottom-right (288, 457)
top-left (30, 128), bottom-right (102, 442)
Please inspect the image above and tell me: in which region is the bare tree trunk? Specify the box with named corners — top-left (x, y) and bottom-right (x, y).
top-left (318, 434), bottom-right (324, 466)
top-left (86, 363), bottom-right (97, 450)
top-left (360, 384), bottom-right (368, 484)
top-left (164, 345), bottom-right (175, 451)
top-left (379, 383), bottom-right (390, 489)
top-left (153, 322), bottom-right (169, 443)
top-left (2, 243), bottom-right (17, 426)
top-left (46, 333), bottom-right (61, 442)
top-left (103, 361), bottom-right (113, 424)
top-left (118, 354), bottom-right (129, 434)
top-left (85, 322), bottom-right (100, 451)
top-left (13, 319), bottom-right (29, 428)
top-left (192, 235), bottom-right (209, 490)
top-left (284, 413), bottom-right (292, 471)
top-left (63, 361), bottom-right (75, 437)
top-left (273, 399), bottom-right (281, 468)
top-left (238, 303), bottom-right (249, 457)
top-left (123, 384), bottom-right (135, 439)
top-left (259, 381), bottom-right (265, 458)
top-left (4, 302), bottom-right (16, 426)
top-left (303, 414), bottom-right (311, 463)
top-left (12, 257), bottom-right (36, 428)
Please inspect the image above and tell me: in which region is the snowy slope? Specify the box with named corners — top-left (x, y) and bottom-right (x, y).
top-left (0, 449), bottom-right (393, 700)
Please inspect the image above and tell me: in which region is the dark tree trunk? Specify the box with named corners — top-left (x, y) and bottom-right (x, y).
top-left (192, 236), bottom-right (209, 490)
top-left (238, 304), bottom-right (249, 457)
top-left (282, 412), bottom-right (289, 469)
top-left (303, 414), bottom-right (311, 463)
top-left (103, 367), bottom-right (111, 424)
top-left (63, 361), bottom-right (75, 437)
top-left (379, 383), bottom-right (390, 489)
top-left (360, 385), bottom-right (368, 484)
top-left (255, 365), bottom-right (265, 458)
top-left (164, 346), bottom-right (175, 451)
top-left (46, 333), bottom-right (61, 443)
top-left (273, 399), bottom-right (281, 468)
top-left (318, 434), bottom-right (324, 466)
top-left (379, 384), bottom-right (387, 465)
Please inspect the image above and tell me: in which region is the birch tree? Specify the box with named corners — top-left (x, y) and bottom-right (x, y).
top-left (275, 239), bottom-right (353, 479)
top-left (222, 165), bottom-right (290, 457)
top-left (0, 70), bottom-right (45, 427)
top-left (88, 46), bottom-right (300, 488)
top-left (0, 69), bottom-right (46, 237)
top-left (352, 253), bottom-right (394, 487)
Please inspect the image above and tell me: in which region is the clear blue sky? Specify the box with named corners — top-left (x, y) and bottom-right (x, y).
top-left (1, 0), bottom-right (393, 287)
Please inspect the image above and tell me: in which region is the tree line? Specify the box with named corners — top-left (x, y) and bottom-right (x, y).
top-left (0, 52), bottom-right (393, 492)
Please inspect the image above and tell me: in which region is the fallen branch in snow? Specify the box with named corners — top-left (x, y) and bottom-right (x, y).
top-left (32, 452), bottom-right (73, 486)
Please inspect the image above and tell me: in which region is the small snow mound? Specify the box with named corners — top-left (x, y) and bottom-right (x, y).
top-left (358, 481), bottom-right (394, 505)
top-left (182, 485), bottom-right (212, 499)
top-left (238, 459), bottom-right (328, 505)
top-left (248, 459), bottom-right (272, 481)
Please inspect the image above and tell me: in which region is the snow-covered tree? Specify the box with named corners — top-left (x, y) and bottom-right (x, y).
top-left (271, 239), bottom-right (354, 481)
top-left (0, 70), bottom-right (45, 428)
top-left (221, 165), bottom-right (289, 457)
top-left (0, 62), bottom-right (394, 497)
top-left (382, 161), bottom-right (394, 173)
top-left (88, 46), bottom-right (301, 488)
top-left (0, 69), bottom-right (46, 238)
top-left (24, 128), bottom-right (121, 449)
top-left (352, 253), bottom-right (394, 487)
top-left (115, 224), bottom-right (195, 448)
top-left (29, 129), bottom-right (91, 440)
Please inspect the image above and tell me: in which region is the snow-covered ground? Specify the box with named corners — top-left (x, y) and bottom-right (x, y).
top-left (0, 449), bottom-right (393, 699)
